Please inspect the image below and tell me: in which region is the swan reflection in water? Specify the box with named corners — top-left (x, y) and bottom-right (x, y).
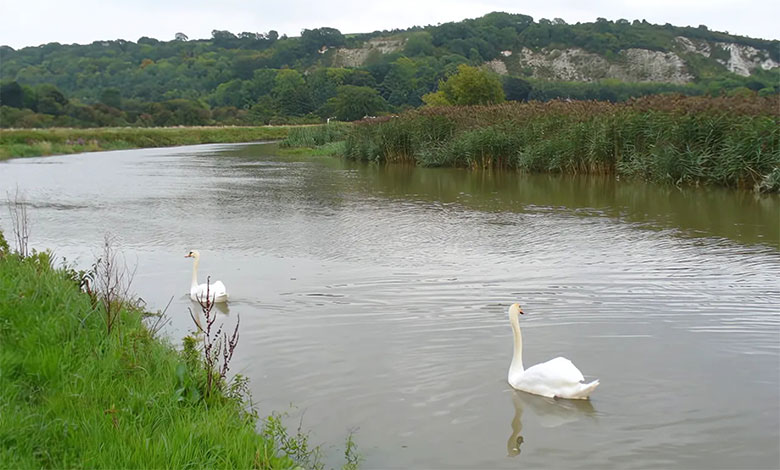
top-left (507, 390), bottom-right (597, 457)
top-left (187, 299), bottom-right (231, 332)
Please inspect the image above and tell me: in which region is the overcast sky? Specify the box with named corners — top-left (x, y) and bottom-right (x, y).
top-left (1, 0), bottom-right (777, 49)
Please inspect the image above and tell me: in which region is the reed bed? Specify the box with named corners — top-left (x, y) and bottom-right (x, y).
top-left (279, 122), bottom-right (350, 148)
top-left (344, 95), bottom-right (780, 191)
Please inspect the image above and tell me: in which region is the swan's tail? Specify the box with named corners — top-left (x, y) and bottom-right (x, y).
top-left (569, 379), bottom-right (599, 400)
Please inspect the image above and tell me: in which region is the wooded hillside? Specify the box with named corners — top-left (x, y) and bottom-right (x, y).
top-left (1, 12), bottom-right (778, 127)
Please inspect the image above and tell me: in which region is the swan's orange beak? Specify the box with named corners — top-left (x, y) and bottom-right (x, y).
top-left (184, 253), bottom-right (192, 258)
top-left (518, 308), bottom-right (524, 315)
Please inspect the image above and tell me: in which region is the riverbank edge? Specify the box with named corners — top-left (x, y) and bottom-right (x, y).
top-left (311, 96), bottom-right (780, 193)
top-left (0, 239), bottom-right (299, 468)
top-left (0, 126), bottom-right (296, 160)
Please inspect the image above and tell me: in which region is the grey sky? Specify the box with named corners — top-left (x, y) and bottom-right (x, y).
top-left (1, 0), bottom-right (777, 49)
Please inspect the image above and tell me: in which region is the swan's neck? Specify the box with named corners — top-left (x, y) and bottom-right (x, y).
top-left (190, 258), bottom-right (200, 291)
top-left (509, 312), bottom-right (524, 374)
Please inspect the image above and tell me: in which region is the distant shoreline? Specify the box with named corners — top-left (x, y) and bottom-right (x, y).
top-left (0, 126), bottom-right (296, 160)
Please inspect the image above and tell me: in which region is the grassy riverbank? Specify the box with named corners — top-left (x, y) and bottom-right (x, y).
top-left (0, 245), bottom-right (300, 468)
top-left (342, 95), bottom-right (780, 192)
top-left (278, 123), bottom-right (349, 157)
top-left (0, 126), bottom-right (293, 160)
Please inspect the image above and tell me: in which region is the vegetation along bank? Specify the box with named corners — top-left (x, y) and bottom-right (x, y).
top-left (333, 95), bottom-right (780, 192)
top-left (0, 232), bottom-right (357, 468)
top-left (0, 126), bottom-right (292, 160)
top-left (2, 12), bottom-right (778, 130)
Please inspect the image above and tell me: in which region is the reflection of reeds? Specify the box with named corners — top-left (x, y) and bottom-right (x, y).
top-left (345, 95), bottom-right (780, 191)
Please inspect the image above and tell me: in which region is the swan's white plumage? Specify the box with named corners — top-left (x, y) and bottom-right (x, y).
top-left (507, 304), bottom-right (598, 399)
top-left (185, 250), bottom-right (228, 303)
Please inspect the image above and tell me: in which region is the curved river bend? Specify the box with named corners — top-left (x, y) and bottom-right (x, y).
top-left (2, 143), bottom-right (778, 469)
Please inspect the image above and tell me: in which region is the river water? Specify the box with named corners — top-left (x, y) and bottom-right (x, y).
top-left (1, 143), bottom-right (778, 469)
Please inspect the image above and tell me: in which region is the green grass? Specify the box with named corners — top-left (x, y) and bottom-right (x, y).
top-left (0, 250), bottom-right (300, 469)
top-left (0, 126), bottom-right (295, 160)
top-left (278, 124), bottom-right (350, 158)
top-left (342, 95), bottom-right (780, 192)
top-left (278, 141), bottom-right (346, 157)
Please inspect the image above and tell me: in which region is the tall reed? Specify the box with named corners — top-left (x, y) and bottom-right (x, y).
top-left (344, 95), bottom-right (780, 191)
top-left (280, 122), bottom-right (350, 148)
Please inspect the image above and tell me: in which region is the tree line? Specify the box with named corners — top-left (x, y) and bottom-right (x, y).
top-left (1, 12), bottom-right (778, 128)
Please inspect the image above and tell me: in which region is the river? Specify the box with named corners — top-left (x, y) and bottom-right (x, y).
top-left (1, 142), bottom-right (778, 469)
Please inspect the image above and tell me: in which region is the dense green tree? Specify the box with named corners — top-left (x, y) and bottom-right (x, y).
top-left (35, 84), bottom-right (68, 115)
top-left (247, 69), bottom-right (278, 98)
top-left (99, 88), bottom-right (122, 108)
top-left (475, 12), bottom-right (534, 33)
top-left (20, 83), bottom-right (38, 110)
top-left (0, 81), bottom-right (24, 108)
top-left (404, 32), bottom-right (435, 56)
top-left (232, 54), bottom-right (264, 80)
top-left (307, 68), bottom-right (348, 109)
top-left (210, 79), bottom-right (250, 108)
top-left (211, 105), bottom-right (246, 124)
top-left (431, 21), bottom-right (476, 48)
top-left (3, 77), bottom-right (37, 109)
top-left (248, 95), bottom-right (277, 124)
top-left (151, 99), bottom-right (210, 125)
top-left (326, 85), bottom-right (386, 121)
top-left (439, 64), bottom-right (505, 105)
top-left (343, 70), bottom-right (377, 88)
top-left (421, 90), bottom-right (449, 106)
top-left (381, 57), bottom-right (419, 106)
top-left (211, 30), bottom-right (238, 48)
top-left (268, 40), bottom-right (302, 68)
top-left (273, 69), bottom-right (312, 115)
top-left (300, 27), bottom-right (345, 53)
top-left (439, 54), bottom-right (470, 76)
top-left (502, 76), bottom-right (532, 101)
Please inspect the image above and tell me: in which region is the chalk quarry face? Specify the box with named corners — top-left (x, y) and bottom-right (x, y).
top-left (331, 35), bottom-right (778, 83)
top-left (502, 47), bottom-right (694, 84)
top-left (331, 38), bottom-right (406, 68)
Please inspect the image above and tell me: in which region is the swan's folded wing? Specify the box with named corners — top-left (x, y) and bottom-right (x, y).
top-left (212, 280), bottom-right (227, 295)
top-left (193, 281), bottom-right (228, 299)
top-left (522, 357), bottom-right (585, 385)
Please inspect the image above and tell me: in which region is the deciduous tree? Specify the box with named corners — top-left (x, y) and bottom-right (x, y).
top-left (326, 85), bottom-right (386, 121)
top-left (439, 64), bottom-right (505, 105)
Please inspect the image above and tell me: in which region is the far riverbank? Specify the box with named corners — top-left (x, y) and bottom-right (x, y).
top-left (0, 126), bottom-right (295, 160)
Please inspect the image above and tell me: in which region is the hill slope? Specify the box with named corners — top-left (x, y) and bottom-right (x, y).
top-left (1, 12), bottom-right (777, 127)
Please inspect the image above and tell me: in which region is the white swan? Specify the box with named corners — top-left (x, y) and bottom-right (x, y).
top-left (185, 250), bottom-right (228, 303)
top-left (508, 303), bottom-right (598, 399)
